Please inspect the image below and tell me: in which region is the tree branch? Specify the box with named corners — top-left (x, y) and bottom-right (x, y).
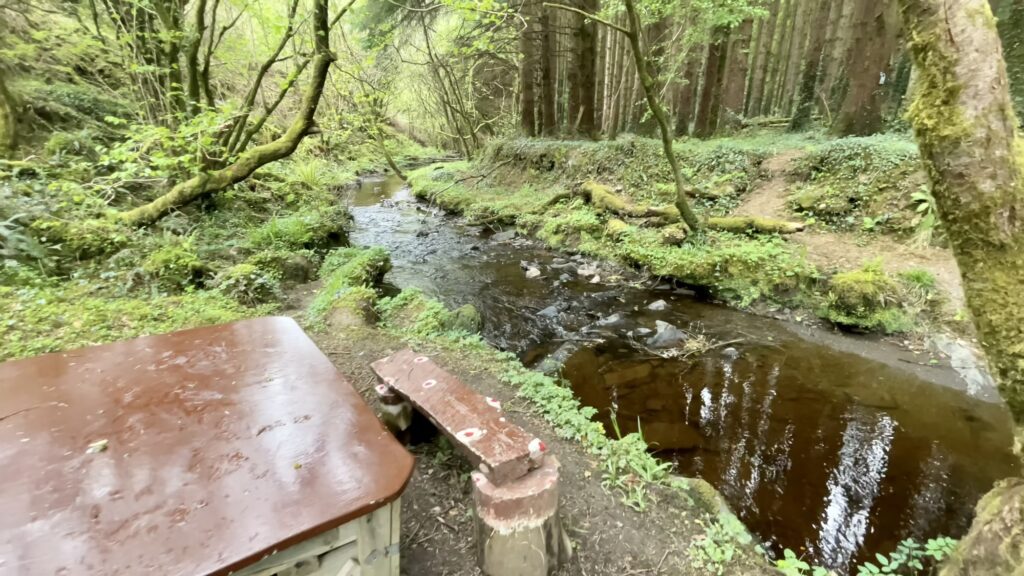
top-left (542, 2), bottom-right (631, 37)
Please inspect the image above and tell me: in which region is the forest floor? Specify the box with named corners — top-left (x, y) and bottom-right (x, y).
top-left (733, 150), bottom-right (965, 309)
top-left (282, 283), bottom-right (772, 576)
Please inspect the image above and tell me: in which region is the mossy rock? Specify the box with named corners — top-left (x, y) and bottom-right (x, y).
top-left (248, 207), bottom-right (349, 251)
top-left (307, 246), bottom-right (391, 324)
top-left (605, 218), bottom-right (629, 238)
top-left (215, 263), bottom-right (282, 306)
top-left (659, 224), bottom-right (688, 246)
top-left (939, 478), bottom-right (1024, 576)
top-left (818, 261), bottom-right (915, 333)
top-left (326, 286), bottom-right (378, 329)
top-left (246, 249), bottom-right (319, 284)
top-left (32, 217), bottom-right (133, 260)
top-left (142, 238), bottom-right (210, 292)
top-left (444, 304), bottom-right (482, 334)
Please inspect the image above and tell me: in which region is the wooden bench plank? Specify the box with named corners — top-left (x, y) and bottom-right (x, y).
top-left (371, 349), bottom-right (544, 485)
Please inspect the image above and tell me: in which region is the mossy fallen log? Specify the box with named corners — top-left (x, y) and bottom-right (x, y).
top-left (552, 181), bottom-right (804, 235)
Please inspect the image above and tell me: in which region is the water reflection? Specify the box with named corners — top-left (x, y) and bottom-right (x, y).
top-left (563, 339), bottom-right (1018, 572)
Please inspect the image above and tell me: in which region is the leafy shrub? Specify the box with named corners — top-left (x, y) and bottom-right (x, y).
top-left (307, 246), bottom-right (391, 323)
top-left (215, 263), bottom-right (282, 305)
top-left (248, 208), bottom-right (349, 251)
top-left (142, 237), bottom-right (208, 292)
top-left (31, 217), bottom-right (133, 260)
top-left (817, 261), bottom-right (939, 334)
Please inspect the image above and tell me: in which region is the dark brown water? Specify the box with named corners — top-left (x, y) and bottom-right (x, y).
top-left (345, 175), bottom-right (1020, 573)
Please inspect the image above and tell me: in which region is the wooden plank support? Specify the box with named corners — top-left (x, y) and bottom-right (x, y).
top-left (371, 349), bottom-right (546, 485)
top-left (371, 349), bottom-right (566, 575)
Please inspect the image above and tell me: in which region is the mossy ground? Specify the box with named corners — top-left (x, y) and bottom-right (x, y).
top-left (0, 125), bottom-right (436, 361)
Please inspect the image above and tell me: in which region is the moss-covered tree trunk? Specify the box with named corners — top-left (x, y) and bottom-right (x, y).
top-left (0, 69), bottom-right (15, 158)
top-left (519, 0), bottom-right (539, 136)
top-left (899, 0), bottom-right (1024, 425)
top-left (998, 0), bottom-right (1024, 120)
top-left (119, 0), bottom-right (343, 227)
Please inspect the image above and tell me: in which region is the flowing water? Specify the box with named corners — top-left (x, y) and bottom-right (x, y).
top-left (346, 175), bottom-right (1019, 573)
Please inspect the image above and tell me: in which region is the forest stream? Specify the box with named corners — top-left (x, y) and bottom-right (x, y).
top-left (346, 175), bottom-right (1020, 573)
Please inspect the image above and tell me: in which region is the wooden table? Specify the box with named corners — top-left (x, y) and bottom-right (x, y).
top-left (0, 317), bottom-right (413, 576)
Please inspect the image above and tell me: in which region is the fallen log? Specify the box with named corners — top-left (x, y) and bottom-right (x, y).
top-left (548, 181), bottom-right (805, 235)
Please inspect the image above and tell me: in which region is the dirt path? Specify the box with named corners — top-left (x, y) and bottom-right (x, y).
top-left (734, 151), bottom-right (966, 308)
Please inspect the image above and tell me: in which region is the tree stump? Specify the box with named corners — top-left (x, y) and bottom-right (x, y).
top-left (471, 457), bottom-right (564, 576)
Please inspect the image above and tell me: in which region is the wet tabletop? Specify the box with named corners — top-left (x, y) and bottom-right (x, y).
top-left (0, 316), bottom-right (413, 576)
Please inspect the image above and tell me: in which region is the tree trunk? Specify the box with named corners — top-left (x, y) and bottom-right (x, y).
top-left (780, 0), bottom-right (811, 115)
top-left (574, 0), bottom-right (598, 137)
top-left (831, 0), bottom-right (899, 136)
top-left (119, 0), bottom-right (343, 227)
top-left (693, 32), bottom-right (727, 138)
top-left (897, 1), bottom-right (1024, 571)
top-left (519, 0), bottom-right (538, 136)
top-left (763, 0), bottom-right (794, 115)
top-left (594, 26), bottom-right (607, 130)
top-left (747, 0), bottom-right (781, 117)
top-left (899, 0), bottom-right (1024, 424)
top-left (720, 19), bottom-right (754, 130)
top-left (0, 69), bottom-right (15, 158)
top-left (998, 0), bottom-right (1024, 120)
top-left (591, 0), bottom-right (700, 230)
top-left (674, 52), bottom-right (699, 137)
top-left (789, 0), bottom-right (833, 130)
top-left (540, 5), bottom-right (558, 136)
top-left (184, 0), bottom-right (208, 115)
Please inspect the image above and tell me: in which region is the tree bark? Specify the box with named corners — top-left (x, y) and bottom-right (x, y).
top-left (763, 0), bottom-right (794, 115)
top-left (789, 0), bottom-right (833, 130)
top-left (674, 51), bottom-right (699, 137)
top-left (998, 0), bottom-right (1024, 120)
top-left (0, 69), bottom-right (16, 158)
top-left (519, 0), bottom-right (539, 136)
top-left (898, 0), bottom-right (1024, 425)
top-left (780, 0), bottom-right (811, 114)
top-left (120, 0), bottom-right (344, 227)
top-left (184, 0), bottom-right (208, 115)
top-left (747, 0), bottom-right (781, 117)
top-left (721, 19), bottom-right (754, 129)
top-left (540, 5), bottom-right (559, 136)
top-left (572, 0), bottom-right (598, 137)
top-left (693, 31), bottom-right (727, 138)
top-left (831, 0), bottom-right (899, 136)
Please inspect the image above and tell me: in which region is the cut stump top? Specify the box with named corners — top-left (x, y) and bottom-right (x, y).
top-left (0, 316), bottom-right (413, 576)
top-left (371, 349), bottom-right (540, 485)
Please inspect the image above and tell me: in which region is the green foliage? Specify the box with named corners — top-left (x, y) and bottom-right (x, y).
top-left (818, 261), bottom-right (940, 334)
top-left (775, 537), bottom-right (957, 576)
top-left (0, 278), bottom-right (264, 361)
top-left (789, 135), bottom-right (925, 235)
top-left (910, 186), bottom-right (943, 247)
top-left (307, 246), bottom-right (391, 323)
top-left (0, 213), bottom-right (46, 261)
top-left (248, 207), bottom-right (349, 251)
top-left (142, 236), bottom-right (208, 292)
top-left (688, 514), bottom-right (756, 575)
top-left (215, 263), bottom-right (282, 305)
top-left (32, 217), bottom-right (134, 260)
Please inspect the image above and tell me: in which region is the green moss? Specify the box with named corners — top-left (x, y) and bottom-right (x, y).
top-left (245, 249), bottom-right (320, 283)
top-left (142, 237), bottom-right (209, 292)
top-left (0, 280), bottom-right (265, 361)
top-left (248, 207), bottom-right (349, 251)
top-left (816, 260), bottom-right (939, 334)
top-left (307, 246), bottom-right (391, 323)
top-left (214, 263), bottom-right (282, 305)
top-left (32, 217), bottom-right (134, 260)
top-left (904, 28), bottom-right (971, 146)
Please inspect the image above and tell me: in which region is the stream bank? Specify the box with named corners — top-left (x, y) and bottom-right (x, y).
top-left (340, 174), bottom-right (1019, 574)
